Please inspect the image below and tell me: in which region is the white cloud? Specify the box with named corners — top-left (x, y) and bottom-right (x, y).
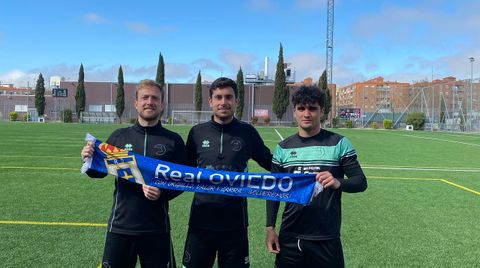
top-left (165, 63), bottom-right (193, 82)
top-left (126, 22), bottom-right (150, 33)
top-left (24, 64), bottom-right (153, 84)
top-left (0, 70), bottom-right (38, 87)
top-left (219, 49), bottom-right (257, 75)
top-left (333, 65), bottom-right (367, 87)
top-left (351, 2), bottom-right (480, 48)
top-left (352, 6), bottom-right (427, 43)
top-left (383, 72), bottom-right (432, 84)
top-left (429, 50), bottom-right (480, 81)
top-left (83, 13), bottom-right (107, 24)
top-left (334, 1), bottom-right (480, 86)
top-left (285, 52), bottom-right (324, 82)
top-left (191, 59), bottom-right (223, 72)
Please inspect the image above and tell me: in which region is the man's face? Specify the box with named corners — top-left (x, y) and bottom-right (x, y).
top-left (209, 87), bottom-right (238, 123)
top-left (294, 103), bottom-right (324, 132)
top-left (134, 85), bottom-right (164, 122)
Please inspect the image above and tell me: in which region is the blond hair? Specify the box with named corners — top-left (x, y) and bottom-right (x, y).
top-left (135, 79), bottom-right (164, 101)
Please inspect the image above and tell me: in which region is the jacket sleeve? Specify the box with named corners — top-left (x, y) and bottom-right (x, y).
top-left (337, 138), bottom-right (367, 193)
top-left (338, 155), bottom-right (367, 193)
top-left (185, 128), bottom-right (197, 167)
top-left (266, 146), bottom-right (283, 227)
top-left (251, 127), bottom-right (273, 171)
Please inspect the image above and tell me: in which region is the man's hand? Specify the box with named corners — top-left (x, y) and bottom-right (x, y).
top-left (142, 185), bottom-right (161, 201)
top-left (266, 226), bottom-right (280, 254)
top-left (315, 171), bottom-right (341, 190)
top-left (81, 142), bottom-right (94, 161)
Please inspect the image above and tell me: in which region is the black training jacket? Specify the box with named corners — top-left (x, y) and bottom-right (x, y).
top-left (186, 118), bottom-right (272, 231)
top-left (86, 121), bottom-right (186, 235)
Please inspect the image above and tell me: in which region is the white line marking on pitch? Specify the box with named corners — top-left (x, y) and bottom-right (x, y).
top-left (363, 166), bottom-right (480, 172)
top-left (0, 155), bottom-right (78, 159)
top-left (274, 129), bottom-right (284, 141)
top-left (400, 134), bottom-right (480, 147)
top-left (370, 176), bottom-right (480, 196)
top-left (0, 220), bottom-right (106, 227)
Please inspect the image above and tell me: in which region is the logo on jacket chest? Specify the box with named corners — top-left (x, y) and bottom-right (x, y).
top-left (154, 144), bottom-right (167, 156)
top-left (124, 144), bottom-right (133, 151)
top-left (202, 140), bottom-right (210, 148)
top-left (231, 138), bottom-right (243, 151)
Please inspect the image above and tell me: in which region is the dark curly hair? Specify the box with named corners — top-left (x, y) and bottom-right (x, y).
top-left (291, 85), bottom-right (326, 108)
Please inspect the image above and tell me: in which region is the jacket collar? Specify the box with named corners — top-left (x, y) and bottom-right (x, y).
top-left (208, 116), bottom-right (238, 130)
top-left (133, 119), bottom-right (163, 133)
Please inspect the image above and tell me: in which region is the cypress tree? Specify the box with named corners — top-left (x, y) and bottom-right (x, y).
top-left (155, 52), bottom-right (165, 89)
top-left (236, 67), bottom-right (245, 120)
top-left (318, 70), bottom-right (331, 122)
top-left (194, 71), bottom-right (202, 111)
top-left (116, 65), bottom-right (125, 123)
top-left (34, 73), bottom-right (46, 117)
top-left (273, 43), bottom-right (289, 123)
top-left (75, 63), bottom-right (86, 122)
top-left (194, 71), bottom-right (202, 123)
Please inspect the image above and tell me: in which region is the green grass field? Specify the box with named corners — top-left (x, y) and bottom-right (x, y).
top-left (1, 121), bottom-right (479, 267)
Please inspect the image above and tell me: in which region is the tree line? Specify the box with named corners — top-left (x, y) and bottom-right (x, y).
top-left (33, 46), bottom-right (332, 124)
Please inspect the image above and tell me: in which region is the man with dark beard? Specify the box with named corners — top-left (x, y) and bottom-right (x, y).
top-left (182, 77), bottom-right (272, 268)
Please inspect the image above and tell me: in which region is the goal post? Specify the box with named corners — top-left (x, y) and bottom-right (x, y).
top-left (171, 110), bottom-right (212, 125)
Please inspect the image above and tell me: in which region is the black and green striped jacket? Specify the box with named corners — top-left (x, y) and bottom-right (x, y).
top-left (266, 129), bottom-right (367, 240)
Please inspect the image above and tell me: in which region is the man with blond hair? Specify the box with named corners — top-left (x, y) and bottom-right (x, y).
top-left (81, 79), bottom-right (186, 268)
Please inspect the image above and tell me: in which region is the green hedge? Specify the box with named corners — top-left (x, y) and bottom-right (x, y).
top-left (406, 112), bottom-right (426, 130)
top-left (383, 119), bottom-right (393, 129)
top-left (332, 117), bottom-right (339, 128)
top-left (9, 111), bottom-right (18, 121)
top-left (61, 109), bottom-right (73, 123)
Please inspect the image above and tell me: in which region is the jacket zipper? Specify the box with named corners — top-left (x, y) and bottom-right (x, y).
top-left (218, 126), bottom-right (224, 159)
top-left (143, 130), bottom-right (147, 156)
top-left (220, 127), bottom-right (224, 155)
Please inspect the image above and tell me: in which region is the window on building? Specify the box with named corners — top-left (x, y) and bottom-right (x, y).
top-left (15, 105), bottom-right (28, 112)
top-left (105, 105), bottom-right (116, 112)
top-left (89, 105), bottom-right (103, 112)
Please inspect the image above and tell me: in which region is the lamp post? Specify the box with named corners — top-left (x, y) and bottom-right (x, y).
top-left (469, 57), bottom-right (475, 131)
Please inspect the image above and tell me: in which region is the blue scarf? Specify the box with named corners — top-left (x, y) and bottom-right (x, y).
top-left (81, 134), bottom-right (318, 205)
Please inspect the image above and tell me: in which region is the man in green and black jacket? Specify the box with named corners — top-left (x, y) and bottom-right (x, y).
top-left (266, 86), bottom-right (367, 268)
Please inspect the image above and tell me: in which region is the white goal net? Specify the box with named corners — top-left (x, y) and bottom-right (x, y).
top-left (171, 110), bottom-right (212, 125)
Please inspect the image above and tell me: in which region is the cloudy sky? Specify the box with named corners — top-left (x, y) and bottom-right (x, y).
top-left (1, 0), bottom-right (479, 88)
